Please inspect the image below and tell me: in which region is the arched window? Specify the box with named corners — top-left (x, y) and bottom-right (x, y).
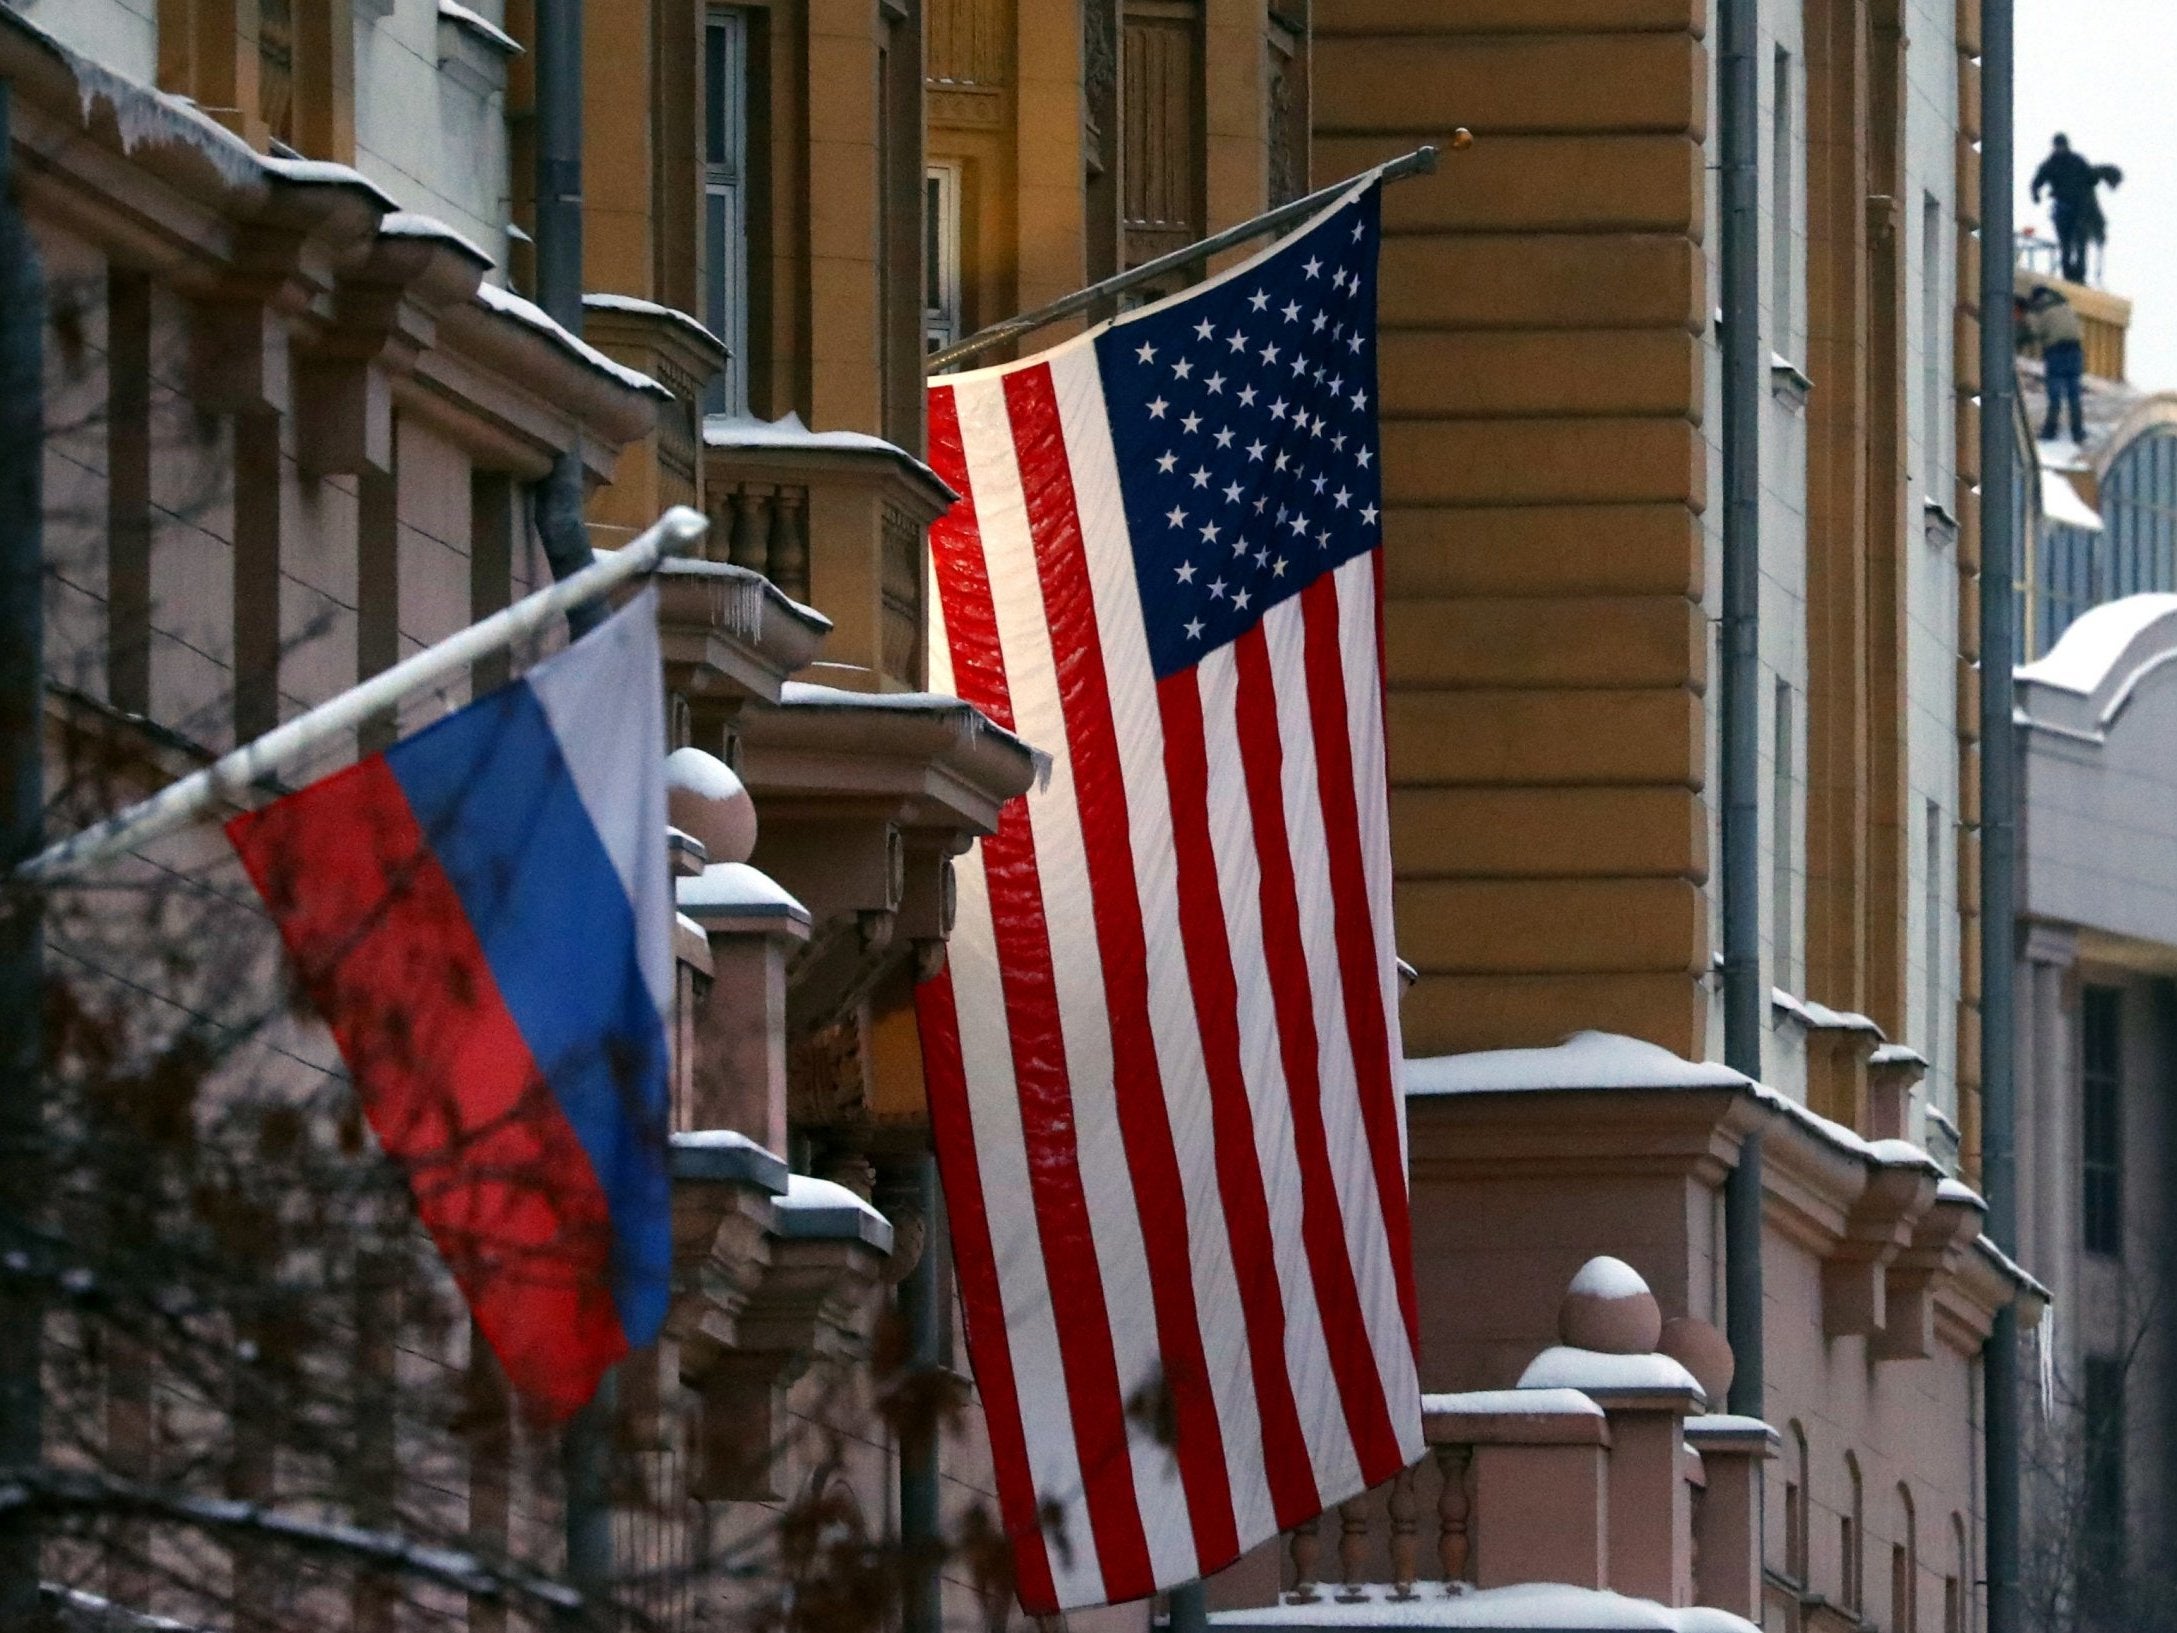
top-left (1893, 1484), bottom-right (1918, 1633)
top-left (1785, 1421), bottom-right (1810, 1583)
top-left (1842, 1452), bottom-right (1865, 1612)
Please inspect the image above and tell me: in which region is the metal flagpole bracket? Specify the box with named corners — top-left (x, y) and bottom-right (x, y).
top-left (16, 505), bottom-right (710, 886)
top-left (925, 136), bottom-right (1468, 375)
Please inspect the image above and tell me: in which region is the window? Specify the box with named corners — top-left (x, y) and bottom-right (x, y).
top-left (2082, 1355), bottom-right (2126, 1612)
top-left (1924, 800), bottom-right (1943, 1098)
top-left (1894, 1486), bottom-right (1918, 1633)
top-left (2082, 984), bottom-right (2123, 1257)
top-left (925, 164), bottom-right (963, 353)
top-left (1923, 193), bottom-right (1944, 489)
top-left (1772, 47), bottom-right (1793, 352)
top-left (1784, 1422), bottom-right (1810, 1582)
top-left (1842, 1453), bottom-right (1865, 1612)
top-left (1773, 680), bottom-right (1795, 990)
top-left (704, 8), bottom-right (751, 415)
top-left (1121, 0), bottom-right (1205, 270)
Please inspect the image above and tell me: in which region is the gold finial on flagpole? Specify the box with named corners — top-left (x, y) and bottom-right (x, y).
top-left (1450, 127), bottom-right (1475, 151)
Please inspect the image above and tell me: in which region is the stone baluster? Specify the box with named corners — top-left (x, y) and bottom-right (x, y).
top-left (1388, 1466), bottom-right (1419, 1600)
top-left (1286, 1513), bottom-right (1321, 1604)
top-left (727, 485), bottom-right (766, 571)
top-left (1434, 1441), bottom-right (1472, 1587)
top-left (1336, 1495), bottom-right (1369, 1601)
top-left (768, 487), bottom-right (809, 600)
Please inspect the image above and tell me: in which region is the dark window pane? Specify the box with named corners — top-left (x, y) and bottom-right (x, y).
top-left (706, 20), bottom-right (728, 164)
top-left (2082, 984), bottom-right (2123, 1257)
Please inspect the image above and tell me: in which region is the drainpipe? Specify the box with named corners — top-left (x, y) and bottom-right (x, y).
top-left (0, 75), bottom-right (47, 1629)
top-left (1977, 0), bottom-right (2021, 1628)
top-left (898, 1156), bottom-right (943, 1633)
top-left (534, 0), bottom-right (612, 1608)
top-left (532, 0), bottom-right (601, 639)
top-left (1716, 0), bottom-right (1766, 1422)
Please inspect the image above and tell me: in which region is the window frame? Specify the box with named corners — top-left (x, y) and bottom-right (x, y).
top-left (703, 5), bottom-right (752, 417)
top-left (2081, 983), bottom-right (2123, 1258)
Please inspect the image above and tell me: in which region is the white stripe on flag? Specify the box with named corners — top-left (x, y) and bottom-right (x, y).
top-left (1261, 592), bottom-right (1416, 1425)
top-left (1191, 644), bottom-right (1366, 1503)
top-left (1047, 343), bottom-right (1282, 1548)
top-left (954, 377), bottom-right (1197, 1588)
top-left (943, 857), bottom-right (1108, 1608)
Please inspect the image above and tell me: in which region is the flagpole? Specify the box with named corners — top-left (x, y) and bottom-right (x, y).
top-left (14, 505), bottom-right (710, 886)
top-left (924, 138), bottom-right (1466, 375)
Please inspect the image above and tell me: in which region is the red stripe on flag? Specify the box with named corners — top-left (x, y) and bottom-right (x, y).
top-left (914, 968), bottom-right (1061, 1612)
top-left (923, 384), bottom-right (1156, 1604)
top-left (1002, 365), bottom-right (1240, 1572)
top-left (1299, 576), bottom-right (1420, 1364)
top-left (1227, 626), bottom-right (1404, 1480)
top-left (227, 757), bottom-right (625, 1422)
top-left (1154, 672), bottom-right (1325, 1529)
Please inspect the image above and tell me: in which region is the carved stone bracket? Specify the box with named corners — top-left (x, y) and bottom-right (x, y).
top-left (1821, 1158), bottom-right (1939, 1338)
top-left (681, 1174), bottom-right (893, 1503)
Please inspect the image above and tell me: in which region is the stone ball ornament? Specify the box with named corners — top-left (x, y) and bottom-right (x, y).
top-left (665, 746), bottom-right (757, 865)
top-left (1557, 1255), bottom-right (1664, 1356)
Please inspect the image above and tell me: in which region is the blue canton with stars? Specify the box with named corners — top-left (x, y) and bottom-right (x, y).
top-left (1096, 184), bottom-right (1383, 681)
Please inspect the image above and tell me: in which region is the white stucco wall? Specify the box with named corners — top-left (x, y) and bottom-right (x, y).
top-left (352, 0), bottom-right (515, 277)
top-left (1698, 0), bottom-right (1814, 1106)
top-left (1702, 0), bottom-right (1967, 1147)
top-left (1902, 0), bottom-right (1965, 1144)
top-left (14, 0), bottom-right (157, 84)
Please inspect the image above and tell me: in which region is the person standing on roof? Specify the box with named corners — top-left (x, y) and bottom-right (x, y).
top-left (2020, 284), bottom-right (2087, 444)
top-left (2031, 133), bottom-right (2122, 284)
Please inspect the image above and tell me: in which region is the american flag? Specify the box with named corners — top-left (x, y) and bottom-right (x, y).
top-left (917, 179), bottom-right (1421, 1614)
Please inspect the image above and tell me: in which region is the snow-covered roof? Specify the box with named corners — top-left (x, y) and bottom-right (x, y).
top-left (703, 411), bottom-right (951, 491)
top-left (1406, 1032), bottom-right (1749, 1097)
top-left (584, 293), bottom-right (727, 357)
top-left (668, 1129), bottom-right (788, 1194)
top-left (774, 1176), bottom-right (893, 1252)
top-left (2017, 593), bottom-right (2177, 695)
top-left (2040, 466), bottom-right (2105, 532)
top-left (1517, 1345), bottom-right (1704, 1403)
top-left (473, 283), bottom-right (670, 399)
top-left (1207, 1582), bottom-right (1759, 1632)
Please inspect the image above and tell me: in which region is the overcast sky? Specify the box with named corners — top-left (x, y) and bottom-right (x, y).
top-left (2015, 0), bottom-right (2177, 385)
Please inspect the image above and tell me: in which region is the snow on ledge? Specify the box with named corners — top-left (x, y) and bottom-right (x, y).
top-left (381, 210), bottom-right (493, 268)
top-left (2017, 593), bottom-right (2177, 695)
top-left (1422, 1388), bottom-right (1604, 1419)
top-left (473, 283), bottom-right (670, 399)
top-left (703, 411), bottom-right (949, 490)
top-left (584, 293), bottom-right (727, 357)
top-left (676, 862), bottom-right (810, 926)
top-left (1405, 1032), bottom-right (1748, 1097)
top-left (775, 1176), bottom-right (893, 1252)
top-left (1517, 1346), bottom-right (1705, 1404)
top-left (1206, 1581), bottom-right (1760, 1631)
top-left (438, 0), bottom-right (521, 54)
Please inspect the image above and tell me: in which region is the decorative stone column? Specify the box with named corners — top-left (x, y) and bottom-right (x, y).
top-left (1518, 1257), bottom-right (1705, 1607)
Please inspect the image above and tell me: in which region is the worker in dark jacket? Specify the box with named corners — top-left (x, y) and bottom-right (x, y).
top-left (2021, 285), bottom-right (2087, 443)
top-left (2032, 134), bottom-right (2122, 283)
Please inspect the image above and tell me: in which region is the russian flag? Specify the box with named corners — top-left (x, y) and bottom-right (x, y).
top-left (228, 590), bottom-right (673, 1421)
